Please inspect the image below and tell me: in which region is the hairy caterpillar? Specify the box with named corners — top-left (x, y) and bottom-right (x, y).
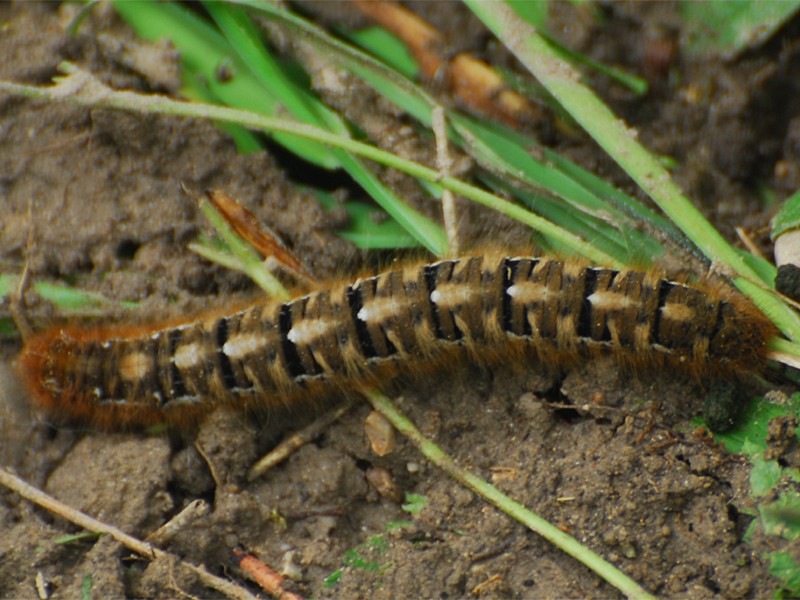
top-left (18, 253), bottom-right (776, 430)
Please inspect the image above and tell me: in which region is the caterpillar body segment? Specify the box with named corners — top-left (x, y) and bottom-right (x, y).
top-left (18, 255), bottom-right (776, 430)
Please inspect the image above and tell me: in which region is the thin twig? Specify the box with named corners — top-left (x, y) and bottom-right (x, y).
top-left (9, 195), bottom-right (35, 342)
top-left (0, 467), bottom-right (257, 600)
top-left (9, 260), bottom-right (34, 343)
top-left (145, 499), bottom-right (210, 546)
top-left (194, 441), bottom-right (222, 489)
top-left (248, 401), bottom-right (355, 481)
top-left (432, 106), bottom-right (459, 256)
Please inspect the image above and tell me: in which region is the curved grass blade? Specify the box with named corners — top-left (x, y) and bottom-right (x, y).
top-left (465, 0), bottom-right (800, 343)
top-left (231, 0), bottom-right (669, 265)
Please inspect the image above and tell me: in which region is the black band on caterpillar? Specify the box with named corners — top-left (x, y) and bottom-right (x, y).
top-left (17, 255), bottom-right (777, 429)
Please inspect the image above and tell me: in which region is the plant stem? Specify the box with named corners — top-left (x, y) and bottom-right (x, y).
top-left (364, 389), bottom-right (659, 600)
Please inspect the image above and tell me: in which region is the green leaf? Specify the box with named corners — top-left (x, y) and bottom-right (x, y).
top-left (401, 493), bottom-right (428, 515)
top-left (681, 0), bottom-right (800, 58)
top-left (772, 189), bottom-right (800, 240)
top-left (769, 551), bottom-right (800, 594)
top-left (750, 456), bottom-right (783, 497)
top-left (759, 492), bottom-right (800, 540)
top-left (323, 569), bottom-right (343, 587)
top-left (507, 0), bottom-right (548, 27)
top-left (743, 518), bottom-right (760, 544)
top-left (386, 521), bottom-right (414, 530)
top-left (711, 393), bottom-right (800, 455)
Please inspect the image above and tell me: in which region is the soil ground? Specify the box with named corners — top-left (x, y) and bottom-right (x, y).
top-left (1, 2), bottom-right (800, 598)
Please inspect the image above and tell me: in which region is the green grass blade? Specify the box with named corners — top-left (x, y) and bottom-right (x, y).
top-left (365, 388), bottom-right (658, 600)
top-left (538, 31), bottom-right (648, 97)
top-left (465, 0), bottom-right (800, 341)
top-left (195, 198), bottom-right (291, 300)
top-left (113, 1), bottom-right (447, 256)
top-left (202, 2), bottom-right (449, 256)
top-left (312, 190), bottom-right (419, 249)
top-left (344, 26), bottom-right (419, 79)
top-left (112, 0), bottom-right (338, 168)
top-left (246, 2), bottom-right (672, 257)
top-left (455, 118), bottom-right (656, 223)
top-left (180, 74), bottom-right (263, 154)
top-left (489, 177), bottom-right (664, 263)
top-left (508, 0), bottom-right (647, 95)
top-left (336, 152), bottom-right (448, 256)
top-left (542, 147), bottom-right (685, 242)
top-left (0, 66), bottom-right (626, 268)
top-left (233, 1), bottom-right (667, 263)
top-left (0, 274), bottom-right (138, 316)
top-left (204, 2), bottom-right (345, 135)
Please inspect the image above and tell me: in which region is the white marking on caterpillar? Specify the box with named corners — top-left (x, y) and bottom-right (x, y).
top-left (119, 352), bottom-right (152, 381)
top-left (173, 343), bottom-right (204, 369)
top-left (222, 334), bottom-right (266, 359)
top-left (287, 319), bottom-right (333, 345)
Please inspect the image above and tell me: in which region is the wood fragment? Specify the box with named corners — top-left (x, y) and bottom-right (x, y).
top-left (145, 499), bottom-right (210, 546)
top-left (248, 401), bottom-right (354, 481)
top-left (353, 0), bottom-right (542, 126)
top-left (233, 549), bottom-right (305, 600)
top-left (206, 190), bottom-right (313, 284)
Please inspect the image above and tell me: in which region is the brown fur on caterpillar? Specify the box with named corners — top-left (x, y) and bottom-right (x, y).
top-left (17, 253), bottom-right (776, 431)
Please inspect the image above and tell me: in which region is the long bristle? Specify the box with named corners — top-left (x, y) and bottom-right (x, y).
top-left (17, 254), bottom-right (777, 431)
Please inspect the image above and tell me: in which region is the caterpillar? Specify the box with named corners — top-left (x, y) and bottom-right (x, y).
top-left (18, 253), bottom-right (776, 431)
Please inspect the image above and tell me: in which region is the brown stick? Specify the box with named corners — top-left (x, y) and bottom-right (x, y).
top-left (0, 467), bottom-right (257, 600)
